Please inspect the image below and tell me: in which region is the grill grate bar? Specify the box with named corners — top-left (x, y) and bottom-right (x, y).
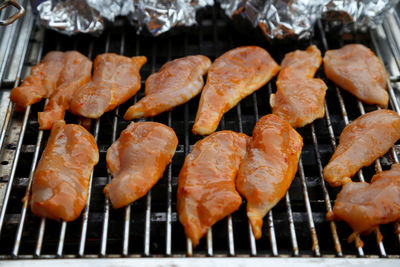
top-left (297, 159), bottom-right (321, 256)
top-left (253, 87), bottom-right (278, 256)
top-left (100, 32), bottom-right (123, 257)
top-left (78, 40), bottom-right (97, 257)
top-left (56, 222), bottom-right (67, 257)
top-left (165, 38), bottom-right (173, 257)
top-left (121, 35), bottom-right (138, 257)
top-left (235, 102), bottom-right (257, 256)
top-left (143, 41), bottom-right (159, 257)
top-left (310, 122), bottom-right (343, 256)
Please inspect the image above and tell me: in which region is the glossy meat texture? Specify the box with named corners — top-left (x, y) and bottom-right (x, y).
top-left (104, 122), bottom-right (178, 209)
top-left (38, 51), bottom-right (92, 130)
top-left (10, 51), bottom-right (65, 111)
top-left (177, 131), bottom-right (248, 247)
top-left (30, 120), bottom-right (99, 221)
top-left (324, 44), bottom-right (388, 107)
top-left (124, 55), bottom-right (211, 120)
top-left (271, 45), bottom-right (328, 128)
top-left (329, 164), bottom-right (400, 246)
top-left (192, 46), bottom-right (280, 135)
top-left (70, 54), bottom-right (147, 119)
top-left (323, 109), bottom-right (400, 187)
top-left (236, 114), bottom-right (303, 239)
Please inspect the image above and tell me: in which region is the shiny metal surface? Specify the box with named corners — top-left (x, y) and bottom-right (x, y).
top-left (0, 0), bottom-right (25, 26)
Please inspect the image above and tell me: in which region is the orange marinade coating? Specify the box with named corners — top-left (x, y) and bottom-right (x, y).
top-left (70, 53), bottom-right (147, 119)
top-left (30, 120), bottom-right (99, 221)
top-left (177, 131), bottom-right (248, 247)
top-left (330, 164), bottom-right (400, 246)
top-left (323, 109), bottom-right (400, 187)
top-left (38, 51), bottom-right (92, 130)
top-left (236, 114), bottom-right (303, 239)
top-left (271, 45), bottom-right (328, 128)
top-left (124, 55), bottom-right (211, 120)
top-left (193, 46), bottom-right (280, 135)
top-left (324, 44), bottom-right (388, 107)
top-left (104, 122), bottom-right (178, 209)
top-left (10, 51), bottom-right (65, 111)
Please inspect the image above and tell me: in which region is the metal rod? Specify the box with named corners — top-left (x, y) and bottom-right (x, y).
top-left (255, 86), bottom-right (278, 256)
top-left (184, 101), bottom-right (193, 257)
top-left (121, 36), bottom-right (140, 257)
top-left (310, 123), bottom-right (343, 257)
top-left (56, 221), bottom-right (67, 257)
top-left (165, 38), bottom-right (173, 257)
top-left (77, 40), bottom-right (97, 257)
top-left (78, 118), bottom-right (100, 256)
top-left (235, 103), bottom-right (257, 256)
top-left (100, 31), bottom-right (125, 257)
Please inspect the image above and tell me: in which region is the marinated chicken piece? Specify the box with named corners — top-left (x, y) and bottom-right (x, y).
top-left (38, 51), bottom-right (92, 130)
top-left (323, 109), bottom-right (400, 187)
top-left (10, 51), bottom-right (65, 111)
top-left (70, 54), bottom-right (147, 119)
top-left (280, 45), bottom-right (322, 78)
top-left (104, 122), bottom-right (178, 209)
top-left (324, 44), bottom-right (388, 107)
top-left (236, 114), bottom-right (303, 239)
top-left (177, 131), bottom-right (248, 247)
top-left (30, 120), bottom-right (99, 221)
top-left (124, 55), bottom-right (211, 120)
top-left (271, 45), bottom-right (328, 128)
top-left (328, 164), bottom-right (400, 247)
top-left (193, 46), bottom-right (280, 135)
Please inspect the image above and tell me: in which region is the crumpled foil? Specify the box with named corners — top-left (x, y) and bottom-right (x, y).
top-left (87, 0), bottom-right (135, 22)
top-left (32, 0), bottom-right (104, 35)
top-left (133, 0), bottom-right (214, 36)
top-left (220, 0), bottom-right (399, 40)
top-left (32, 0), bottom-right (213, 36)
top-left (321, 0), bottom-right (399, 32)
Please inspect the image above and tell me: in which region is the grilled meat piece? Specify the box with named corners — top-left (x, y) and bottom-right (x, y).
top-left (236, 114), bottom-right (303, 239)
top-left (323, 109), bottom-right (400, 187)
top-left (324, 44), bottom-right (388, 107)
top-left (70, 54), bottom-right (147, 119)
top-left (10, 51), bottom-right (66, 111)
top-left (271, 45), bottom-right (328, 128)
top-left (177, 131), bottom-right (248, 247)
top-left (104, 122), bottom-right (178, 209)
top-left (124, 55), bottom-right (210, 120)
top-left (30, 120), bottom-right (99, 221)
top-left (329, 164), bottom-right (400, 247)
top-left (38, 51), bottom-right (92, 130)
top-left (193, 46), bottom-right (279, 135)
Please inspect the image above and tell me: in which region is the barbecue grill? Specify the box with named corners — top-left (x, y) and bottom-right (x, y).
top-left (1, 1), bottom-right (400, 265)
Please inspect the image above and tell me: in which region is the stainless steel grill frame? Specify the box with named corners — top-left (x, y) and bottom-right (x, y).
top-left (1, 2), bottom-right (400, 264)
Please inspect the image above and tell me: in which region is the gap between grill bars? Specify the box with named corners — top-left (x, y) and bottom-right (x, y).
top-left (0, 4), bottom-right (400, 260)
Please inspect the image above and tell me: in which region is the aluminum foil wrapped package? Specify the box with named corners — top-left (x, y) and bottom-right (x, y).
top-left (244, 0), bottom-right (320, 40)
top-left (32, 0), bottom-right (213, 36)
top-left (31, 0), bottom-right (104, 35)
top-left (322, 0), bottom-right (399, 32)
top-left (219, 0), bottom-right (399, 40)
top-left (133, 0), bottom-right (214, 36)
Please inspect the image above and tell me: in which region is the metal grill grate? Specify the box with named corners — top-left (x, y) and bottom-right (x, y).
top-left (1, 3), bottom-right (400, 261)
